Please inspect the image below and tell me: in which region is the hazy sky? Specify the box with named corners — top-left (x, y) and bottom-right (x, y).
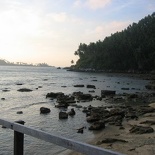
top-left (0, 0), bottom-right (155, 67)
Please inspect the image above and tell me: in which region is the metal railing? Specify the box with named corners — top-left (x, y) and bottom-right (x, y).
top-left (0, 118), bottom-right (124, 155)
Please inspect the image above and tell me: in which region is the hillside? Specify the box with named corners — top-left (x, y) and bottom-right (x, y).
top-left (74, 12), bottom-right (155, 73)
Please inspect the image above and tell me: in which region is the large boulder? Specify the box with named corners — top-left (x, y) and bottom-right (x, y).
top-left (40, 107), bottom-right (51, 114)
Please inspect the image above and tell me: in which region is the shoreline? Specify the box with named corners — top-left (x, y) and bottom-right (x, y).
top-left (66, 102), bottom-right (155, 155)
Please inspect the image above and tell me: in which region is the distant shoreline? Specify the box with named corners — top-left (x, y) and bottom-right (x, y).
top-left (0, 64), bottom-right (51, 67)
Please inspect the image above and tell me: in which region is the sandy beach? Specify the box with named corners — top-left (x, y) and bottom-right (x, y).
top-left (67, 102), bottom-right (155, 155)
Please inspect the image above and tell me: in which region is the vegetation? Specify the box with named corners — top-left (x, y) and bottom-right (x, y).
top-left (74, 12), bottom-right (155, 72)
top-left (0, 59), bottom-right (50, 67)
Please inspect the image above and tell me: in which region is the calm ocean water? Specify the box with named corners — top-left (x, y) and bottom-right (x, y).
top-left (0, 66), bottom-right (150, 155)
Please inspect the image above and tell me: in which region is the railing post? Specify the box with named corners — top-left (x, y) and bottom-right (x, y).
top-left (14, 120), bottom-right (25, 155)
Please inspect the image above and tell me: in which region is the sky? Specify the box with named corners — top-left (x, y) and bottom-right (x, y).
top-left (0, 0), bottom-right (155, 67)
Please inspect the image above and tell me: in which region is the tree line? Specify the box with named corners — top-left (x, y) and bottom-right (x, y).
top-left (74, 12), bottom-right (155, 72)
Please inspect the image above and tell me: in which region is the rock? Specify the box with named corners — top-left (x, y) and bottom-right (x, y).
top-left (77, 127), bottom-right (85, 134)
top-left (16, 83), bottom-right (23, 85)
top-left (87, 114), bottom-right (101, 122)
top-left (101, 90), bottom-right (116, 97)
top-left (74, 84), bottom-right (84, 87)
top-left (59, 111), bottom-right (68, 119)
top-left (87, 85), bottom-right (96, 89)
top-left (140, 120), bottom-right (155, 125)
top-left (89, 121), bottom-right (105, 130)
top-left (109, 108), bottom-right (125, 117)
top-left (17, 111), bottom-right (23, 114)
top-left (17, 88), bottom-right (33, 92)
top-left (57, 94), bottom-right (76, 104)
top-left (127, 94), bottom-right (138, 99)
top-left (137, 106), bottom-right (155, 115)
top-left (2, 89), bottom-right (10, 92)
top-left (89, 90), bottom-right (95, 93)
top-left (1, 98), bottom-right (5, 100)
top-left (121, 88), bottom-right (129, 90)
top-left (76, 93), bottom-right (93, 101)
top-left (55, 104), bottom-right (68, 108)
top-left (2, 126), bottom-right (7, 129)
top-left (46, 92), bottom-right (64, 98)
top-left (119, 126), bottom-right (125, 130)
top-left (40, 107), bottom-right (51, 114)
top-left (145, 83), bottom-right (155, 90)
top-left (82, 107), bottom-right (90, 113)
top-left (105, 115), bottom-right (123, 126)
top-left (96, 97), bottom-right (102, 101)
top-left (68, 108), bottom-right (76, 116)
top-left (129, 125), bottom-right (154, 134)
top-left (101, 138), bottom-right (128, 143)
top-left (125, 112), bottom-right (138, 120)
top-left (75, 105), bottom-right (82, 108)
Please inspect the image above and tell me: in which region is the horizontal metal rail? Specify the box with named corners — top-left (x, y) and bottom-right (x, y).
top-left (0, 118), bottom-right (124, 155)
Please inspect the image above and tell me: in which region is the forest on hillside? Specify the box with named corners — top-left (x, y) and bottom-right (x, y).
top-left (74, 12), bottom-right (155, 72)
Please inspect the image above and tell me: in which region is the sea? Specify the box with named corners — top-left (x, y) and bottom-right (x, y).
top-left (0, 66), bottom-right (151, 155)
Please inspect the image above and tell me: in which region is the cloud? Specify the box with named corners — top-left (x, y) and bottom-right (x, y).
top-left (82, 21), bottom-right (130, 43)
top-left (86, 0), bottom-right (111, 10)
top-left (47, 12), bottom-right (68, 23)
top-left (73, 0), bottom-right (111, 10)
top-left (147, 3), bottom-right (155, 11)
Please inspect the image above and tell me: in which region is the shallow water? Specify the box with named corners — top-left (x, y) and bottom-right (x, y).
top-left (0, 66), bottom-right (150, 154)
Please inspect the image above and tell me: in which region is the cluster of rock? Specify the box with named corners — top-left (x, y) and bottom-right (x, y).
top-left (145, 80), bottom-right (155, 90)
top-left (46, 91), bottom-right (96, 108)
top-left (82, 104), bottom-right (155, 133)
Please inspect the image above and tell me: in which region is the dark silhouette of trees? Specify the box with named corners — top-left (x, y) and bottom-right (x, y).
top-left (74, 12), bottom-right (155, 72)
